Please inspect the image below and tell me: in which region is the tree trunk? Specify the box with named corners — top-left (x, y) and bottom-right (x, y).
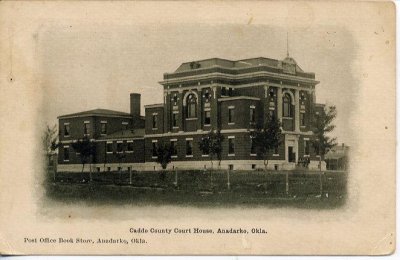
top-left (129, 168), bottom-right (132, 185)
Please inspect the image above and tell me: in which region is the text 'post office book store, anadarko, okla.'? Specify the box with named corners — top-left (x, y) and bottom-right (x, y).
top-left (57, 55), bottom-right (326, 172)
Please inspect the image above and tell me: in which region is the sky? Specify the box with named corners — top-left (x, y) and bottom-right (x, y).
top-left (38, 23), bottom-right (357, 145)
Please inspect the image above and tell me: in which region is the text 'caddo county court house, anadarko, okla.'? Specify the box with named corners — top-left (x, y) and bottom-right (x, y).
top-left (57, 55), bottom-right (327, 172)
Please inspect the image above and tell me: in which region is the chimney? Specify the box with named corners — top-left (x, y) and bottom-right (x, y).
top-left (130, 93), bottom-right (141, 117)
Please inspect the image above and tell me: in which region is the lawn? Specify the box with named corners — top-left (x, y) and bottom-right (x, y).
top-left (45, 168), bottom-right (347, 209)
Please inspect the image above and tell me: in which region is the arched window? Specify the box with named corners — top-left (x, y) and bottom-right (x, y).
top-left (283, 93), bottom-right (292, 117)
top-left (187, 94), bottom-right (197, 118)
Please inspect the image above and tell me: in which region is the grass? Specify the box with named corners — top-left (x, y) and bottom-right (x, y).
top-left (45, 168), bottom-right (347, 209)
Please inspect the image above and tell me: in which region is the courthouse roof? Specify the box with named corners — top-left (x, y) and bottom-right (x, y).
top-left (162, 56), bottom-right (317, 82)
top-left (173, 57), bottom-right (304, 73)
top-left (58, 109), bottom-right (132, 119)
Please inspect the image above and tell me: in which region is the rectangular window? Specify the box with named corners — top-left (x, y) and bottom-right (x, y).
top-left (152, 114), bottom-right (158, 129)
top-left (172, 113), bottom-right (178, 127)
top-left (116, 142), bottom-right (124, 153)
top-left (63, 147), bottom-right (69, 161)
top-left (250, 138), bottom-right (256, 155)
top-left (300, 112), bottom-right (306, 126)
top-left (250, 106), bottom-right (256, 124)
top-left (204, 110), bottom-right (211, 125)
top-left (201, 137), bottom-right (210, 155)
top-left (186, 140), bottom-right (193, 156)
top-left (274, 145), bottom-right (279, 155)
top-left (106, 142), bottom-right (113, 153)
top-left (127, 142), bottom-right (134, 152)
top-left (228, 137), bottom-right (235, 155)
top-left (84, 122), bottom-right (90, 135)
top-left (228, 108), bottom-right (234, 124)
top-left (221, 87), bottom-right (227, 96)
top-left (171, 140), bottom-right (177, 156)
top-left (152, 141), bottom-right (158, 157)
top-left (101, 122), bottom-right (107, 135)
top-left (64, 124), bottom-right (70, 137)
top-left (304, 140), bottom-right (310, 155)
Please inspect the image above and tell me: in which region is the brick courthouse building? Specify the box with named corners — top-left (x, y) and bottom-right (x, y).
top-left (57, 56), bottom-right (325, 172)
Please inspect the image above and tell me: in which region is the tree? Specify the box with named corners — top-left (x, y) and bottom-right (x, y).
top-left (311, 105), bottom-right (338, 170)
top-left (249, 115), bottom-right (282, 170)
top-left (42, 124), bottom-right (59, 166)
top-left (198, 128), bottom-right (225, 169)
top-left (156, 143), bottom-right (173, 170)
top-left (71, 136), bottom-right (96, 174)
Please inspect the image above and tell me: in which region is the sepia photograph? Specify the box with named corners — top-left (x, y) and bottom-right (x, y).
top-left (0, 1), bottom-right (395, 255)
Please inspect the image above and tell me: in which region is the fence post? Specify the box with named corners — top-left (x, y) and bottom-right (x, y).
top-left (285, 171), bottom-right (289, 195)
top-left (129, 167), bottom-right (132, 185)
top-left (227, 168), bottom-right (230, 190)
top-left (319, 171), bottom-right (323, 197)
top-left (174, 168), bottom-right (178, 187)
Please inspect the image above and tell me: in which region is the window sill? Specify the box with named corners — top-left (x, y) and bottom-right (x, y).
top-left (282, 117), bottom-right (293, 120)
top-left (64, 135), bottom-right (70, 138)
top-left (106, 152), bottom-right (113, 154)
top-left (204, 124), bottom-right (211, 127)
top-left (126, 151), bottom-right (134, 153)
top-left (228, 122), bottom-right (235, 125)
top-left (316, 155), bottom-right (321, 158)
top-left (171, 155), bottom-right (178, 158)
top-left (186, 118), bottom-right (198, 121)
top-left (250, 154), bottom-right (257, 157)
top-left (273, 154), bottom-right (279, 157)
top-left (201, 154), bottom-right (209, 157)
top-left (172, 126), bottom-right (179, 129)
top-left (152, 128), bottom-right (158, 130)
top-left (63, 160), bottom-right (69, 162)
top-left (101, 134), bottom-right (107, 136)
top-left (228, 154), bottom-right (235, 157)
top-left (152, 156), bottom-right (157, 159)
top-left (186, 155), bottom-right (193, 158)
top-left (303, 155), bottom-right (310, 157)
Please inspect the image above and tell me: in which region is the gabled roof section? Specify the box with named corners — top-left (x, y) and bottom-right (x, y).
top-left (58, 109), bottom-right (132, 119)
top-left (164, 56), bottom-right (315, 82)
top-left (173, 57), bottom-right (305, 73)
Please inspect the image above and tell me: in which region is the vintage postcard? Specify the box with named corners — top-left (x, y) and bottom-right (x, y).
top-left (0, 0), bottom-right (395, 255)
